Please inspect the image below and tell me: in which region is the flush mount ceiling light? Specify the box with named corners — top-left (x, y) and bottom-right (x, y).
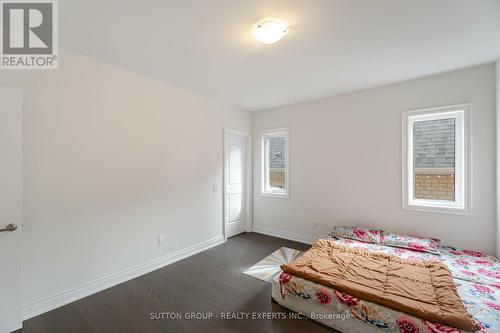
top-left (252, 18), bottom-right (288, 44)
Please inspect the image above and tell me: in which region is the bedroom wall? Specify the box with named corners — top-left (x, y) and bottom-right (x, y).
top-left (0, 49), bottom-right (251, 315)
top-left (253, 64), bottom-right (497, 255)
top-left (497, 60), bottom-right (500, 257)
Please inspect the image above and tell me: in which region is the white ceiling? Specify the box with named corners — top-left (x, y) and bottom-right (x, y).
top-left (61, 0), bottom-right (500, 111)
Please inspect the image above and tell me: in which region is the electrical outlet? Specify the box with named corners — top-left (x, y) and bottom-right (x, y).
top-left (158, 234), bottom-right (166, 247)
top-left (212, 184), bottom-right (219, 192)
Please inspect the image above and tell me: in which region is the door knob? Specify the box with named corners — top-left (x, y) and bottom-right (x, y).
top-left (0, 223), bottom-right (17, 232)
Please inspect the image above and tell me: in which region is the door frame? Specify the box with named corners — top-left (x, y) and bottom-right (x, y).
top-left (223, 128), bottom-right (252, 241)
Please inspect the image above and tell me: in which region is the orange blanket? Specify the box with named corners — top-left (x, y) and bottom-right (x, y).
top-left (281, 239), bottom-right (479, 331)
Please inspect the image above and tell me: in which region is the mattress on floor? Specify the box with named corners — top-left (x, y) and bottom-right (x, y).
top-left (272, 238), bottom-right (500, 333)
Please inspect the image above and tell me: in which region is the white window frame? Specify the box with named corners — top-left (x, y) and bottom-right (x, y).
top-left (402, 104), bottom-right (472, 215)
top-left (260, 128), bottom-right (289, 199)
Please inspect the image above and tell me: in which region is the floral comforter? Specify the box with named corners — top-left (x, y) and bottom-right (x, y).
top-left (278, 238), bottom-right (500, 332)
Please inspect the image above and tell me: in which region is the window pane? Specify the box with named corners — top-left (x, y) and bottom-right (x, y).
top-left (413, 118), bottom-right (455, 201)
top-left (267, 136), bottom-right (286, 190)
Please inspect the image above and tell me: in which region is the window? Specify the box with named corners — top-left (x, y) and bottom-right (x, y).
top-left (261, 128), bottom-right (289, 198)
top-left (403, 105), bottom-right (471, 214)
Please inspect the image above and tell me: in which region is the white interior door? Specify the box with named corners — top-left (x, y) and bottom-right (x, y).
top-left (224, 131), bottom-right (247, 238)
top-left (0, 86), bottom-right (23, 332)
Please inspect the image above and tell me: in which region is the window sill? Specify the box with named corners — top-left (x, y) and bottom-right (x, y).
top-left (403, 203), bottom-right (471, 216)
top-left (260, 192), bottom-right (289, 199)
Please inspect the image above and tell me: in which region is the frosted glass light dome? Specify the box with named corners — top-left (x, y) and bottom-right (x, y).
top-left (252, 18), bottom-right (288, 44)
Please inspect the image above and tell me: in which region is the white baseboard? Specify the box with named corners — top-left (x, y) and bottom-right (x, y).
top-left (22, 235), bottom-right (225, 320)
top-left (252, 225), bottom-right (316, 244)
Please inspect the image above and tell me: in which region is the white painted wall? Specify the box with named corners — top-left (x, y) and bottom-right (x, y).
top-left (497, 60), bottom-right (500, 257)
top-left (253, 64), bottom-right (496, 255)
top-left (0, 49), bottom-right (251, 312)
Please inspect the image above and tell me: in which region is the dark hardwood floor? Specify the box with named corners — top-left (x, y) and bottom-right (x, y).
top-left (20, 232), bottom-right (335, 333)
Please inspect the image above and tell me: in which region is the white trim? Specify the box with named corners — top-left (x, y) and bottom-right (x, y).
top-left (253, 225), bottom-right (315, 244)
top-left (260, 128), bottom-right (289, 199)
top-left (224, 128), bottom-right (250, 138)
top-left (414, 167), bottom-right (454, 175)
top-left (223, 128), bottom-right (253, 240)
top-left (402, 104), bottom-right (472, 215)
top-left (22, 235), bottom-right (225, 320)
